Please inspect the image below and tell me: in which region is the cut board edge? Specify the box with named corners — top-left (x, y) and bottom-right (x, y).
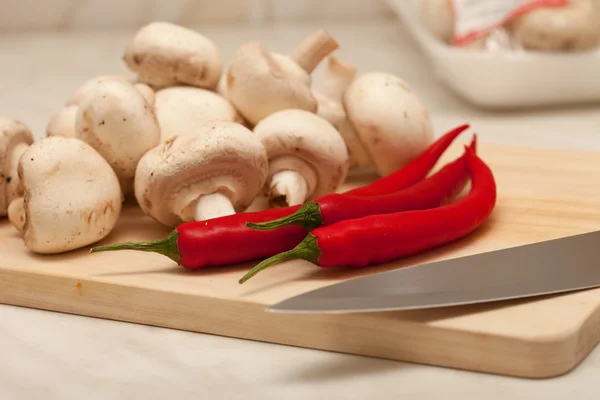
top-left (1, 267), bottom-right (599, 379)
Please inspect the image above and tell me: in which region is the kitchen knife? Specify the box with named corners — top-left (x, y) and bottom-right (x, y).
top-left (267, 230), bottom-right (600, 314)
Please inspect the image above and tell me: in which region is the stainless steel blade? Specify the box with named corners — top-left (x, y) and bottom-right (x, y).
top-left (267, 230), bottom-right (600, 314)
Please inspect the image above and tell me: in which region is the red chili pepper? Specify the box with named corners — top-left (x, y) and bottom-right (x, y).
top-left (238, 145), bottom-right (496, 284)
top-left (246, 135), bottom-right (477, 232)
top-left (90, 124), bottom-right (470, 268)
top-left (90, 206), bottom-right (308, 267)
top-left (345, 123), bottom-right (470, 196)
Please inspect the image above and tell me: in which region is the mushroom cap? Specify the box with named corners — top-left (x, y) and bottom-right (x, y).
top-left (271, 53), bottom-right (312, 86)
top-left (343, 72), bottom-right (434, 176)
top-left (66, 75), bottom-right (135, 106)
top-left (52, 82), bottom-right (154, 140)
top-left (226, 42), bottom-right (317, 126)
top-left (134, 121), bottom-right (268, 228)
top-left (253, 109), bottom-right (349, 200)
top-left (154, 86), bottom-right (244, 142)
top-left (134, 83), bottom-right (156, 106)
top-left (46, 105), bottom-right (78, 138)
top-left (7, 197), bottom-right (25, 232)
top-left (123, 21), bottom-right (222, 90)
top-left (75, 79), bottom-right (161, 193)
top-left (18, 137), bottom-right (122, 254)
top-left (0, 117), bottom-right (34, 216)
top-left (508, 0), bottom-right (600, 51)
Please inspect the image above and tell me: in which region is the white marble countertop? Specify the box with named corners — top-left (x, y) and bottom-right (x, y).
top-left (1, 20), bottom-right (599, 399)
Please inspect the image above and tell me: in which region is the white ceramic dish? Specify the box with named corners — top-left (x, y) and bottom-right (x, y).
top-left (386, 0), bottom-right (600, 109)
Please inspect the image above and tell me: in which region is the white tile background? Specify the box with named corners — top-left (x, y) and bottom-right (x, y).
top-left (0, 0), bottom-right (395, 31)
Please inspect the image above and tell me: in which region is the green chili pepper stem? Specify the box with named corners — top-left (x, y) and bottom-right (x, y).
top-left (238, 234), bottom-right (321, 284)
top-left (90, 230), bottom-right (180, 264)
top-left (245, 202), bottom-right (323, 232)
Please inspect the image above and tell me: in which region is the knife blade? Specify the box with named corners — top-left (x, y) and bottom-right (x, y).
top-left (267, 230), bottom-right (600, 314)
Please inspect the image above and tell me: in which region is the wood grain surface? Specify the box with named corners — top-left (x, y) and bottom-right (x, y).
top-left (1, 140), bottom-right (600, 378)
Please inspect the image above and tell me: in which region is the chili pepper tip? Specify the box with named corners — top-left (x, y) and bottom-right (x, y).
top-left (90, 230), bottom-right (181, 264)
top-left (469, 134), bottom-right (477, 151)
top-left (245, 202), bottom-right (323, 232)
top-left (238, 233), bottom-right (321, 284)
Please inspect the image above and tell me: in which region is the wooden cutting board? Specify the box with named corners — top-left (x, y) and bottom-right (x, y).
top-left (1, 140), bottom-right (600, 379)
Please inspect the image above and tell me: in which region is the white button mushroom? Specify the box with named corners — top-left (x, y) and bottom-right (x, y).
top-left (154, 86), bottom-right (245, 142)
top-left (226, 28), bottom-right (339, 126)
top-left (0, 117), bottom-right (34, 217)
top-left (134, 121), bottom-right (268, 228)
top-left (66, 74), bottom-right (136, 106)
top-left (123, 22), bottom-right (222, 90)
top-left (508, 0), bottom-right (600, 52)
top-left (343, 72), bottom-right (434, 177)
top-left (313, 56), bottom-right (371, 170)
top-left (252, 109), bottom-right (349, 208)
top-left (46, 105), bottom-right (78, 138)
top-left (7, 137), bottom-right (122, 254)
top-left (47, 76), bottom-right (154, 138)
top-left (75, 79), bottom-right (161, 195)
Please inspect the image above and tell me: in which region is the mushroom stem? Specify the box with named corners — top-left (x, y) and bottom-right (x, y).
top-left (269, 170), bottom-right (309, 208)
top-left (289, 29), bottom-right (339, 73)
top-left (194, 192), bottom-right (236, 221)
top-left (319, 56), bottom-right (357, 103)
top-left (7, 197), bottom-right (25, 233)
